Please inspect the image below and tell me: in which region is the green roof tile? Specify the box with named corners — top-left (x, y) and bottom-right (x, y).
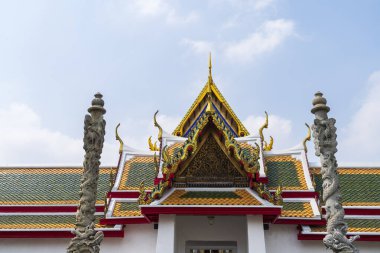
top-left (312, 169), bottom-right (380, 205)
top-left (0, 168), bottom-right (115, 205)
top-left (267, 161), bottom-right (301, 188)
top-left (283, 202), bottom-right (305, 211)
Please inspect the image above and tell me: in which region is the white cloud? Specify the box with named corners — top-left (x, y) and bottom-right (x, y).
top-left (243, 113), bottom-right (293, 149)
top-left (0, 103), bottom-right (117, 165)
top-left (181, 39), bottom-right (214, 55)
top-left (253, 0), bottom-right (275, 11)
top-left (224, 19), bottom-right (294, 62)
top-left (0, 103), bottom-right (184, 165)
top-left (209, 0), bottom-right (275, 12)
top-left (131, 0), bottom-right (198, 25)
top-left (182, 19), bottom-right (294, 63)
top-left (107, 113), bottom-right (182, 152)
top-left (339, 71), bottom-right (380, 162)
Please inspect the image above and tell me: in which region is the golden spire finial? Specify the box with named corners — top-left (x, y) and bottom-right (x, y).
top-left (115, 123), bottom-right (124, 154)
top-left (207, 52), bottom-right (213, 91)
top-left (209, 52), bottom-right (212, 77)
top-left (303, 123), bottom-right (311, 153)
top-left (206, 53), bottom-right (214, 113)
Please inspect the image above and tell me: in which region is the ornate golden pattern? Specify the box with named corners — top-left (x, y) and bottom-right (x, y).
top-left (165, 111), bottom-right (260, 180)
top-left (178, 135), bottom-right (242, 179)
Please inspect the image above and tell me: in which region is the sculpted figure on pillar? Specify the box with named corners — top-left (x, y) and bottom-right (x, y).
top-left (67, 93), bottom-right (106, 253)
top-left (311, 92), bottom-right (359, 253)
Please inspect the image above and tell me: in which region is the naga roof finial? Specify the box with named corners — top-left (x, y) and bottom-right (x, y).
top-left (115, 123), bottom-right (124, 154)
top-left (303, 123), bottom-right (311, 153)
top-left (154, 110), bottom-right (163, 141)
top-left (259, 111), bottom-right (269, 144)
top-left (148, 136), bottom-right (160, 151)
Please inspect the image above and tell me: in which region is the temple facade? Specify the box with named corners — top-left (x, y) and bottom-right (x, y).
top-left (0, 58), bottom-right (379, 253)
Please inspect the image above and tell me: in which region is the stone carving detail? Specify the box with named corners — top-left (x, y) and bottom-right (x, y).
top-left (311, 92), bottom-right (359, 253)
top-left (180, 135), bottom-right (242, 180)
top-left (67, 93), bottom-right (106, 253)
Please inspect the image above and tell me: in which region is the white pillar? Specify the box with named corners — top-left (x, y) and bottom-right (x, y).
top-left (156, 214), bottom-right (176, 253)
top-left (247, 215), bottom-right (266, 253)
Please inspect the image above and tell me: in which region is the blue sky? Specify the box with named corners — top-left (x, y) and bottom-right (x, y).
top-left (0, 0), bottom-right (379, 165)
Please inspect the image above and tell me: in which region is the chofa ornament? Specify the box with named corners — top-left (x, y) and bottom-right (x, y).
top-left (311, 91), bottom-right (359, 253)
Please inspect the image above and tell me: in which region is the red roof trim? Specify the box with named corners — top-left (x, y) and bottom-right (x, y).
top-left (107, 191), bottom-right (151, 198)
top-left (0, 206), bottom-right (104, 213)
top-left (141, 206), bottom-right (281, 221)
top-left (275, 219), bottom-right (326, 225)
top-left (0, 230), bottom-right (124, 238)
top-left (100, 217), bottom-right (149, 225)
top-left (320, 208), bottom-right (380, 216)
top-left (281, 192), bottom-right (319, 198)
top-left (298, 233), bottom-right (380, 242)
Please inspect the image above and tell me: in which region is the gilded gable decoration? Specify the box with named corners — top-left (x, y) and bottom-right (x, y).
top-left (162, 110), bottom-right (261, 181)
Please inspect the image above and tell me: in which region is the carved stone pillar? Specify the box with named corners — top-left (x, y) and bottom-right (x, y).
top-left (67, 93), bottom-right (106, 253)
top-left (311, 92), bottom-right (359, 253)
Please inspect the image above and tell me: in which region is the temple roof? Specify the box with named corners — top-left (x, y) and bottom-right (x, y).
top-left (310, 167), bottom-right (380, 206)
top-left (0, 167), bottom-right (115, 206)
top-left (160, 189), bottom-right (264, 206)
top-left (300, 218), bottom-right (380, 240)
top-left (116, 156), bottom-right (156, 191)
top-left (265, 155), bottom-right (308, 191)
top-left (1, 56), bottom-right (380, 240)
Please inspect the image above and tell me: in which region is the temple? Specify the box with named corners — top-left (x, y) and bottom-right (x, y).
top-left (0, 56), bottom-right (379, 253)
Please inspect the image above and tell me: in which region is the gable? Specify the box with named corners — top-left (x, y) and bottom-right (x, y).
top-left (173, 122), bottom-right (248, 187)
top-left (178, 134), bottom-right (243, 179)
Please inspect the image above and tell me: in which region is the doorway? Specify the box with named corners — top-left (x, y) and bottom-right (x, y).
top-left (186, 241), bottom-right (237, 253)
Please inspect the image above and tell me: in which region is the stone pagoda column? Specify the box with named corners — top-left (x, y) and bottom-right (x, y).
top-left (67, 92), bottom-right (106, 253)
top-left (311, 92), bottom-right (359, 253)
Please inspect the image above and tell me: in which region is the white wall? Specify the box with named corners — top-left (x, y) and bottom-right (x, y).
top-left (1, 222), bottom-right (380, 253)
top-left (175, 215), bottom-right (248, 253)
top-left (265, 224), bottom-right (380, 253)
top-left (156, 214), bottom-right (176, 253)
top-left (247, 215), bottom-right (266, 253)
top-left (0, 224), bottom-right (157, 253)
